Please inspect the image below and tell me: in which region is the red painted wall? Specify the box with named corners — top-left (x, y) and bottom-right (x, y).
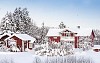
top-left (90, 30), bottom-right (95, 47)
top-left (62, 33), bottom-right (66, 36)
top-left (48, 36), bottom-right (60, 43)
top-left (10, 36), bottom-right (33, 51)
top-left (11, 36), bottom-right (22, 51)
top-left (70, 33), bottom-right (74, 37)
top-left (74, 36), bottom-right (79, 48)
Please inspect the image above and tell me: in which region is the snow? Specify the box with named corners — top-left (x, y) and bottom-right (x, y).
top-left (76, 28), bottom-right (92, 36)
top-left (46, 28), bottom-right (63, 36)
top-left (11, 46), bottom-right (20, 52)
top-left (14, 34), bottom-right (35, 42)
top-left (93, 29), bottom-right (100, 36)
top-left (66, 27), bottom-right (78, 33)
top-left (0, 33), bottom-right (11, 39)
top-left (47, 28), bottom-right (78, 36)
top-left (93, 45), bottom-right (100, 49)
top-left (61, 37), bottom-right (74, 41)
top-left (0, 31), bottom-right (3, 35)
top-left (5, 34), bottom-right (36, 43)
top-left (47, 27), bottom-right (93, 37)
top-left (65, 27), bottom-right (92, 36)
top-left (75, 50), bottom-right (100, 63)
top-left (9, 42), bottom-right (16, 45)
top-left (0, 52), bottom-right (34, 63)
top-left (0, 50), bottom-right (100, 63)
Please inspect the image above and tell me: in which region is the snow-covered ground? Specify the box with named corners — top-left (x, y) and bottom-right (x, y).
top-left (74, 50), bottom-right (100, 63)
top-left (0, 50), bottom-right (100, 63)
top-left (0, 52), bottom-right (34, 63)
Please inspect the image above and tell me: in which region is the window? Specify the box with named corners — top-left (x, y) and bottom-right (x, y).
top-left (54, 37), bottom-right (57, 39)
top-left (66, 33), bottom-right (70, 37)
top-left (29, 43), bottom-right (33, 48)
top-left (62, 33), bottom-right (65, 36)
top-left (66, 34), bottom-right (69, 37)
top-left (70, 33), bottom-right (74, 37)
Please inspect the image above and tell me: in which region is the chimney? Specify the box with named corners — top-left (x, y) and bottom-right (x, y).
top-left (77, 26), bottom-right (80, 29)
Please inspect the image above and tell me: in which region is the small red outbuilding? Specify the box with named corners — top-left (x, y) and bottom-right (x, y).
top-left (5, 34), bottom-right (35, 52)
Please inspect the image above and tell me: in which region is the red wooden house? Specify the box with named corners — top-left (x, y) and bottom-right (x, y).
top-left (46, 29), bottom-right (63, 43)
top-left (75, 28), bottom-right (94, 48)
top-left (46, 28), bottom-right (77, 47)
top-left (0, 33), bottom-right (11, 45)
top-left (5, 34), bottom-right (36, 52)
top-left (47, 28), bottom-right (94, 49)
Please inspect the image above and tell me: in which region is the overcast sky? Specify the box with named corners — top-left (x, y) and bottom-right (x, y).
top-left (0, 0), bottom-right (100, 29)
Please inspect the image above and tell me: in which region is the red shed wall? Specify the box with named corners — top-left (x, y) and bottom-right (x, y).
top-left (11, 36), bottom-right (22, 50)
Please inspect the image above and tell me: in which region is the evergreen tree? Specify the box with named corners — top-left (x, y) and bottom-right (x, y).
top-left (59, 22), bottom-right (66, 29)
top-left (0, 7), bottom-right (49, 43)
top-left (0, 7), bottom-right (33, 34)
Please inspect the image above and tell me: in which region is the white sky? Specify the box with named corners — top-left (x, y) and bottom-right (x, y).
top-left (0, 0), bottom-right (100, 29)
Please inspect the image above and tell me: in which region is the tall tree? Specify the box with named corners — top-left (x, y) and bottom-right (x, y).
top-left (0, 7), bottom-right (33, 34)
top-left (37, 22), bottom-right (49, 43)
top-left (0, 7), bottom-right (49, 43)
top-left (13, 7), bottom-right (32, 33)
top-left (0, 12), bottom-right (14, 33)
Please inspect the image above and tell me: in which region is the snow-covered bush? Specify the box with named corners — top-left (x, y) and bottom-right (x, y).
top-left (0, 45), bottom-right (8, 52)
top-left (0, 58), bottom-right (14, 63)
top-left (33, 57), bottom-right (41, 63)
top-left (33, 56), bottom-right (94, 63)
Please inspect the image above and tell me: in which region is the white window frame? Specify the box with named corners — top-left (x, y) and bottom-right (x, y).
top-left (29, 43), bottom-right (33, 48)
top-left (54, 37), bottom-right (57, 39)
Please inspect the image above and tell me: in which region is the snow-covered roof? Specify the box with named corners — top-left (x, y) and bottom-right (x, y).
top-left (46, 28), bottom-right (63, 36)
top-left (93, 45), bottom-right (100, 49)
top-left (66, 27), bottom-right (78, 33)
top-left (0, 33), bottom-right (11, 39)
top-left (93, 29), bottom-right (100, 36)
top-left (0, 31), bottom-right (3, 35)
top-left (76, 28), bottom-right (93, 36)
top-left (14, 34), bottom-right (34, 40)
top-left (5, 34), bottom-right (36, 43)
top-left (47, 28), bottom-right (77, 36)
top-left (65, 27), bottom-right (93, 36)
top-left (47, 27), bottom-right (93, 37)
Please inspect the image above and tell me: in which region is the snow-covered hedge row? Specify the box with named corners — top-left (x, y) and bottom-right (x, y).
top-left (33, 56), bottom-right (94, 63)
